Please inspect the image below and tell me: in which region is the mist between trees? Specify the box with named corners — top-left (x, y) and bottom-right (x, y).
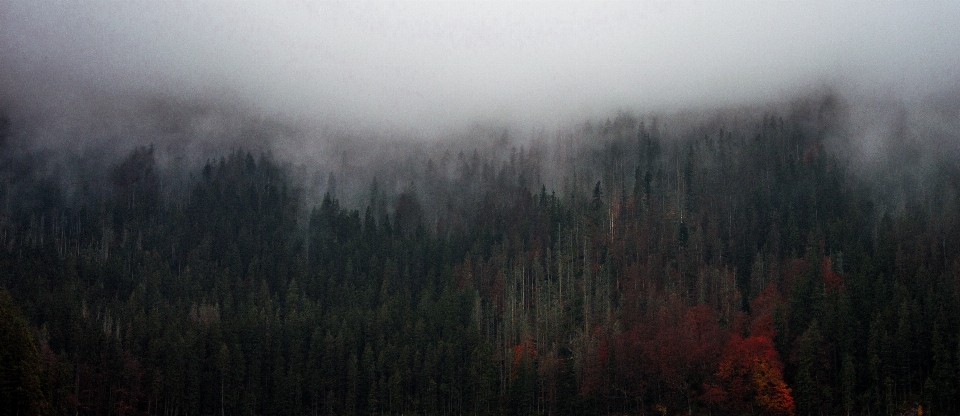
top-left (1, 89), bottom-right (959, 415)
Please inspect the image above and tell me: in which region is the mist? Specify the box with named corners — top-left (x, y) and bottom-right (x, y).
top-left (3, 1), bottom-right (960, 210)
top-left (4, 1), bottom-right (960, 134)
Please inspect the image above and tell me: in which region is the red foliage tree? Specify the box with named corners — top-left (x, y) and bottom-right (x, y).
top-left (750, 283), bottom-right (783, 339)
top-left (511, 337), bottom-right (538, 375)
top-left (704, 334), bottom-right (794, 416)
top-left (610, 301), bottom-right (727, 412)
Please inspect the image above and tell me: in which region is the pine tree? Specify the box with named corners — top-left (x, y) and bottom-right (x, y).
top-left (0, 289), bottom-right (48, 415)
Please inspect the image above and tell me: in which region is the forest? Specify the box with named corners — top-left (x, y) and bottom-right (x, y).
top-left (2, 91), bottom-right (960, 415)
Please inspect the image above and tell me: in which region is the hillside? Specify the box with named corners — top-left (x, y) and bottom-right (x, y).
top-left (1, 92), bottom-right (959, 415)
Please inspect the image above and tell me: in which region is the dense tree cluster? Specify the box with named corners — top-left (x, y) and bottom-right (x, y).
top-left (1, 95), bottom-right (959, 415)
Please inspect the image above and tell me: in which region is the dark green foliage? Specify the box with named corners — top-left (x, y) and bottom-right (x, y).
top-left (0, 288), bottom-right (48, 415)
top-left (2, 101), bottom-right (960, 415)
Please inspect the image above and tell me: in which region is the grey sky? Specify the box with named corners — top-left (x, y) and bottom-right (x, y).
top-left (2, 1), bottom-right (960, 134)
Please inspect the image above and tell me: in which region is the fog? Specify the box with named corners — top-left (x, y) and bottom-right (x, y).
top-left (3, 1), bottom-right (960, 136)
top-left (3, 0), bottom-right (960, 212)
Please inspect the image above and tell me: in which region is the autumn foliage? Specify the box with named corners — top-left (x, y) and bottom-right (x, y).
top-left (705, 334), bottom-right (794, 415)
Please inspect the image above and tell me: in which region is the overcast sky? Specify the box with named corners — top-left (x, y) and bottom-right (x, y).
top-left (2, 1), bottom-right (960, 134)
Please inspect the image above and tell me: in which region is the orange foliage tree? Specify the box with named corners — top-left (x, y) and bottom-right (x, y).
top-left (704, 334), bottom-right (795, 416)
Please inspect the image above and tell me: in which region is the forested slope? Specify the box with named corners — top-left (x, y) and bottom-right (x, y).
top-left (1, 94), bottom-right (959, 415)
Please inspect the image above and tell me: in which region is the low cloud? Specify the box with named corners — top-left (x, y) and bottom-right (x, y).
top-left (3, 1), bottom-right (959, 136)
